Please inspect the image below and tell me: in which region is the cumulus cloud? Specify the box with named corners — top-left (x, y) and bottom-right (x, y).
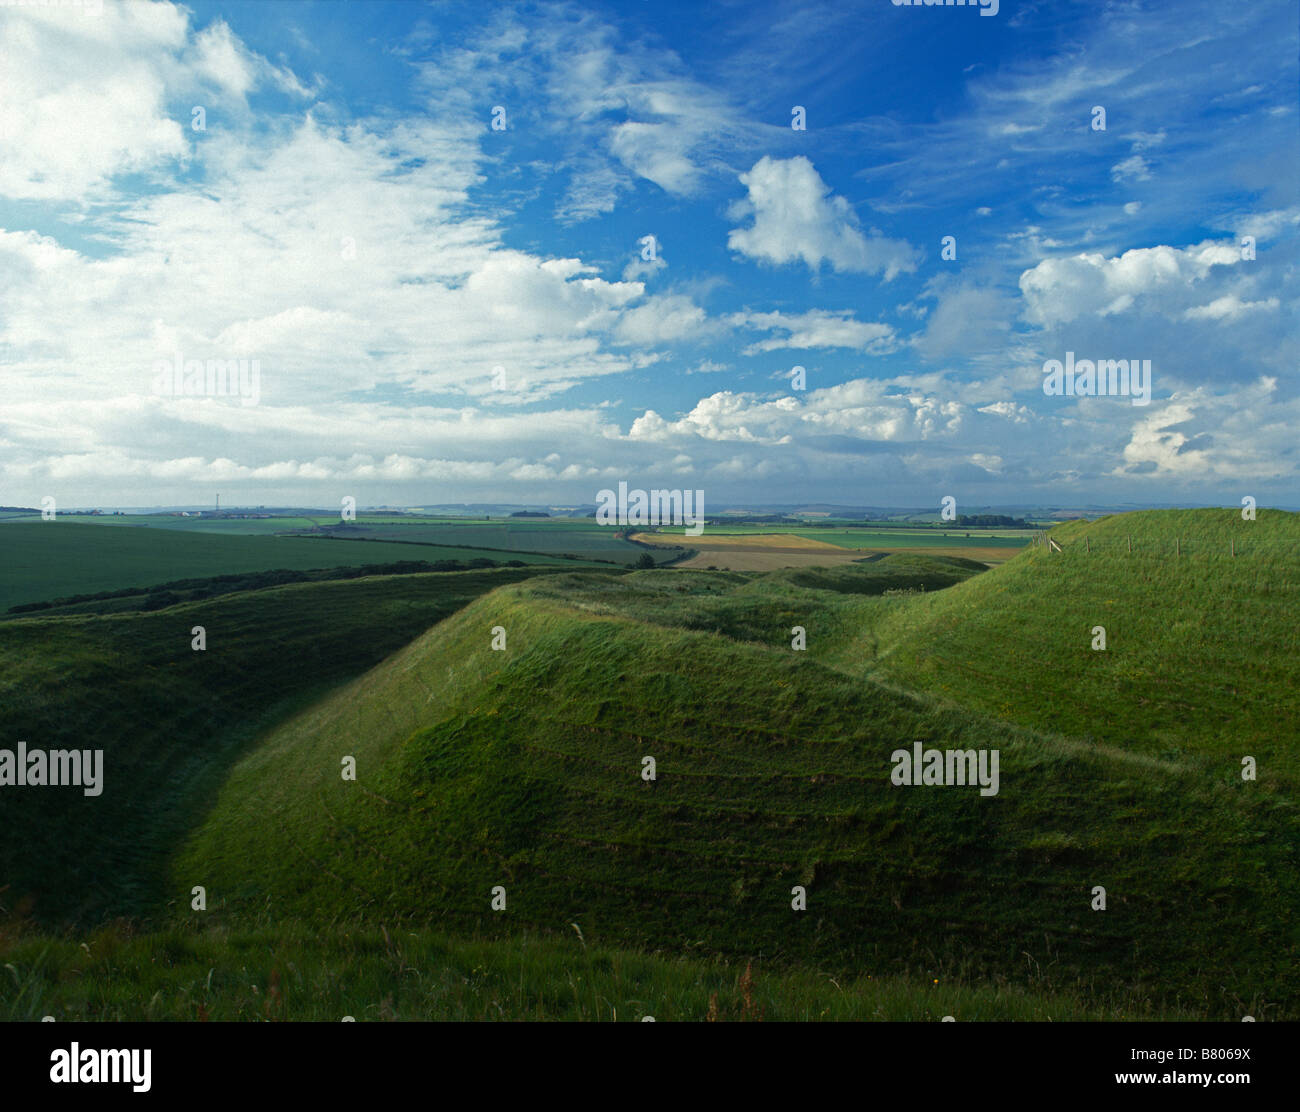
top-left (0, 2), bottom-right (188, 201)
top-left (612, 294), bottom-right (711, 346)
top-left (2, 0), bottom-right (1294, 509)
top-left (0, 7), bottom-right (738, 506)
top-left (0, 3), bottom-right (314, 203)
top-left (727, 157), bottom-right (918, 278)
top-left (1019, 241), bottom-right (1245, 326)
top-left (627, 379), bottom-right (965, 447)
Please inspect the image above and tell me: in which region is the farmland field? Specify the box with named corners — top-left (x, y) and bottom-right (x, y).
top-left (279, 518), bottom-right (684, 565)
top-left (657, 524), bottom-right (1035, 544)
top-left (0, 513), bottom-right (682, 569)
top-left (0, 521), bottom-right (596, 613)
top-left (637, 524), bottom-right (1033, 569)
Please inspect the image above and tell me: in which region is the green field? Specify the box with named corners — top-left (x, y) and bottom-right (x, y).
top-left (280, 518), bottom-right (682, 565)
top-left (0, 522), bottom-right (597, 612)
top-left (0, 513), bottom-right (679, 576)
top-left (1, 509), bottom-right (1295, 1020)
top-left (1, 514), bottom-right (330, 535)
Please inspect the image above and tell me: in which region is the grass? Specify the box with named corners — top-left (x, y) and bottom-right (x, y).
top-left (0, 921), bottom-right (1193, 1021)
top-left (855, 509), bottom-right (1300, 784)
top-left (3, 509), bottom-right (1295, 1020)
top-left (170, 530), bottom-right (1297, 1018)
top-left (0, 565), bottom-right (617, 925)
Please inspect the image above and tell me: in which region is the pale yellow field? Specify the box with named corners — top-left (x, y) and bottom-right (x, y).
top-left (632, 532), bottom-right (1013, 570)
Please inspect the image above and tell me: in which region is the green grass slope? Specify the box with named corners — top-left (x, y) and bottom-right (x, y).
top-left (177, 546), bottom-right (1297, 1018)
top-left (0, 566), bottom-right (605, 925)
top-left (858, 509), bottom-right (1300, 784)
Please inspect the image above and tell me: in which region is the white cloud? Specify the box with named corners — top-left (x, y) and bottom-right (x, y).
top-left (1110, 155), bottom-right (1152, 183)
top-left (0, 3), bottom-right (314, 203)
top-left (621, 250), bottom-right (667, 284)
top-left (1019, 241), bottom-right (1244, 326)
top-left (1182, 295), bottom-right (1279, 322)
top-left (612, 294), bottom-right (711, 346)
top-left (189, 20), bottom-right (258, 98)
top-left (626, 378), bottom-right (966, 447)
top-left (731, 309), bottom-right (896, 355)
top-left (0, 2), bottom-right (188, 201)
top-left (609, 122), bottom-right (700, 195)
top-left (0, 9), bottom-right (735, 507)
top-left (727, 156), bottom-right (917, 278)
top-left (977, 401), bottom-right (1032, 423)
top-left (913, 281), bottom-right (1014, 361)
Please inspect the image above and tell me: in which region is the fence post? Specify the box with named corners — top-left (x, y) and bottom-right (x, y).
top-left (1127, 535), bottom-right (1131, 554)
top-left (1086, 537), bottom-right (1090, 554)
top-left (1231, 537), bottom-right (1235, 557)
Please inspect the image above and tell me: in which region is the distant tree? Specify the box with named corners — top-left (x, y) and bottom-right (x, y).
top-left (634, 552), bottom-right (656, 569)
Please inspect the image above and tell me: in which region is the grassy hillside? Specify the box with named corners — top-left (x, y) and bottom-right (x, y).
top-left (175, 543), bottom-right (1297, 1018)
top-left (0, 522), bottom-right (592, 611)
top-left (0, 566), bottom-right (611, 924)
top-left (857, 509), bottom-right (1300, 784)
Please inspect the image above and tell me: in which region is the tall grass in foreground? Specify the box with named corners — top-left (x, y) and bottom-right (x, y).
top-left (0, 922), bottom-right (1196, 1022)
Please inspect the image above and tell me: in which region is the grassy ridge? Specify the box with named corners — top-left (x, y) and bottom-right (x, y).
top-left (855, 509), bottom-right (1300, 784)
top-left (175, 545), bottom-right (1297, 1017)
top-left (0, 567), bottom-right (610, 925)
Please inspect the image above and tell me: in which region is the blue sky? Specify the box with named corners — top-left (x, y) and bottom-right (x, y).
top-left (0, 0), bottom-right (1296, 509)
